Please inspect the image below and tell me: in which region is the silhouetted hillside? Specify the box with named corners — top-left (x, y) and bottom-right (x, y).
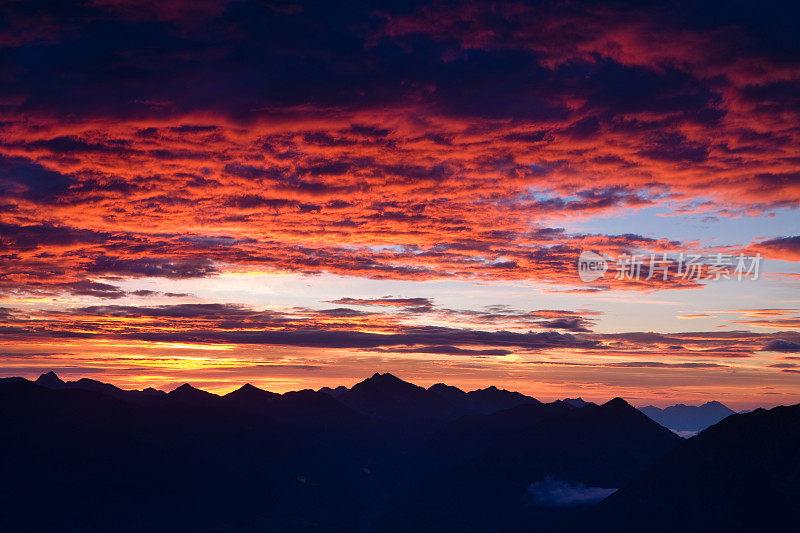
top-left (384, 398), bottom-right (683, 531)
top-left (595, 403), bottom-right (800, 532)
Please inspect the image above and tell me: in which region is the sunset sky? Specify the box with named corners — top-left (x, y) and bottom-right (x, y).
top-left (1, 0), bottom-right (798, 409)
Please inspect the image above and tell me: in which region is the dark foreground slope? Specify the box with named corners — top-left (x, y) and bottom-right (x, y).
top-left (0, 379), bottom-right (392, 533)
top-left (593, 403), bottom-right (800, 533)
top-left (383, 398), bottom-right (682, 532)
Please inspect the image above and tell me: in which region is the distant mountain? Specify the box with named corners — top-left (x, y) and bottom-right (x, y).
top-left (318, 385), bottom-right (348, 397)
top-left (596, 403), bottom-right (800, 532)
top-left (639, 401), bottom-right (735, 432)
top-left (563, 397), bottom-right (591, 408)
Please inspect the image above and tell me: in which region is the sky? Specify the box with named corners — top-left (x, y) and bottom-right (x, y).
top-left (0, 0), bottom-right (798, 409)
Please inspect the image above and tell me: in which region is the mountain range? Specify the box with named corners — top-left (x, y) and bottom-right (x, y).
top-left (639, 401), bottom-right (736, 434)
top-left (0, 372), bottom-right (796, 532)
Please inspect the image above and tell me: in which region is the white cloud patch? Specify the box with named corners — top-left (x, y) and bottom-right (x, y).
top-left (524, 476), bottom-right (617, 507)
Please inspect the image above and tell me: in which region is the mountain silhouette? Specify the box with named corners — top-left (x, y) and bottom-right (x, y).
top-left (463, 385), bottom-right (542, 413)
top-left (428, 382), bottom-right (543, 414)
top-left (639, 400), bottom-right (735, 432)
top-left (428, 382), bottom-right (542, 413)
top-left (594, 403), bottom-right (800, 532)
top-left (427, 382), bottom-right (467, 403)
top-left (34, 370), bottom-right (65, 388)
top-left (167, 382), bottom-right (221, 405)
top-left (425, 400), bottom-right (575, 467)
top-left (223, 382), bottom-right (281, 405)
top-left (383, 397), bottom-right (683, 531)
top-left (335, 373), bottom-right (544, 422)
top-left (318, 385), bottom-right (348, 397)
top-left (271, 388), bottom-right (364, 425)
top-left (33, 371), bottom-right (167, 402)
top-left (563, 397), bottom-right (590, 408)
top-left (0, 371), bottom-right (793, 533)
top-left (337, 372), bottom-right (463, 421)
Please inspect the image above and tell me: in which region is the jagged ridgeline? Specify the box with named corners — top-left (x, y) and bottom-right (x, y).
top-left (0, 373), bottom-right (797, 533)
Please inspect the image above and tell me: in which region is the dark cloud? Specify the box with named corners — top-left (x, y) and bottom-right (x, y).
top-left (327, 297), bottom-right (435, 308)
top-left (347, 124), bottom-right (390, 138)
top-left (59, 280), bottom-right (126, 299)
top-left (0, 155), bottom-right (75, 202)
top-left (761, 339), bottom-right (800, 353)
top-left (118, 328), bottom-right (600, 350)
top-left (316, 307), bottom-right (372, 318)
top-left (604, 362), bottom-right (727, 369)
top-left (86, 256), bottom-right (217, 278)
top-left (637, 133), bottom-right (710, 163)
top-left (0, 223), bottom-right (111, 251)
top-left (21, 136), bottom-right (133, 155)
top-left (753, 236), bottom-right (800, 258)
top-left (77, 303), bottom-right (255, 319)
top-left (129, 290), bottom-right (188, 297)
top-left (372, 345), bottom-right (515, 356)
top-left (539, 318), bottom-right (592, 332)
top-left (0, 0), bottom-right (786, 125)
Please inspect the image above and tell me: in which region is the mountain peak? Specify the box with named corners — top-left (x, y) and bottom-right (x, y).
top-left (429, 383), bottom-right (465, 393)
top-left (563, 397), bottom-right (590, 408)
top-left (223, 382), bottom-right (279, 405)
top-left (35, 371), bottom-right (65, 389)
top-left (168, 383), bottom-right (219, 404)
top-left (369, 372), bottom-right (400, 381)
top-left (356, 372), bottom-right (417, 390)
top-left (318, 385), bottom-right (348, 397)
top-left (171, 383), bottom-right (198, 393)
top-left (340, 372), bottom-right (459, 421)
top-left (701, 401), bottom-right (733, 411)
top-left (603, 397), bottom-right (632, 409)
top-left (228, 382), bottom-right (276, 397)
